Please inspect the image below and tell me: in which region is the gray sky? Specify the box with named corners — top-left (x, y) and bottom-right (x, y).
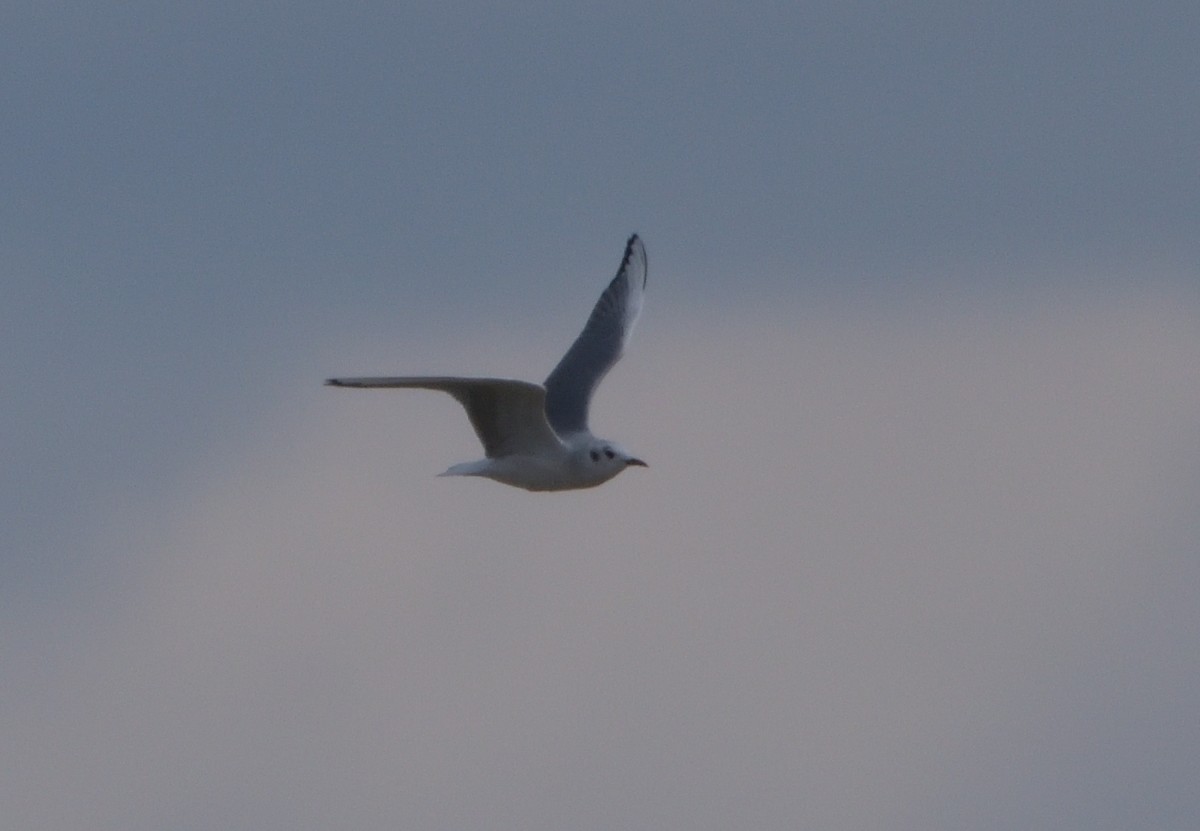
top-left (4, 3), bottom-right (1199, 829)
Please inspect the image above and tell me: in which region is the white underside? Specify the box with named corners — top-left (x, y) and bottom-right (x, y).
top-left (439, 453), bottom-right (617, 492)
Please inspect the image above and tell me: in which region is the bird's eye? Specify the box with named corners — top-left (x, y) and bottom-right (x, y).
top-left (590, 450), bottom-right (600, 462)
top-left (604, 447), bottom-right (615, 459)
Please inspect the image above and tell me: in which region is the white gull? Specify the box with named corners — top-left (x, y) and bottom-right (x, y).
top-left (326, 234), bottom-right (649, 491)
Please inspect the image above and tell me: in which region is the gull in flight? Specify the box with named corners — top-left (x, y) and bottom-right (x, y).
top-left (327, 234), bottom-right (649, 491)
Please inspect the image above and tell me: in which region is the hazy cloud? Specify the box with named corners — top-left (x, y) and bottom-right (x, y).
top-left (4, 3), bottom-right (1198, 827)
top-left (4, 291), bottom-right (1197, 830)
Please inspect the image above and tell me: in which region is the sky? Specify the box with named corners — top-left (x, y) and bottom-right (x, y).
top-left (3, 2), bottom-right (1199, 829)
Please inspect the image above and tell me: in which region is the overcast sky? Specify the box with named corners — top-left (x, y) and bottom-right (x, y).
top-left (3, 3), bottom-right (1199, 829)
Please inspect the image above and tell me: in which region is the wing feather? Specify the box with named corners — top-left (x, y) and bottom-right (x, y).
top-left (325, 376), bottom-right (563, 458)
top-left (543, 234), bottom-right (647, 435)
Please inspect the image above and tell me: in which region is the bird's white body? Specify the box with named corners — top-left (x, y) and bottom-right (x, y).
top-left (441, 433), bottom-right (643, 491)
top-left (327, 235), bottom-right (649, 491)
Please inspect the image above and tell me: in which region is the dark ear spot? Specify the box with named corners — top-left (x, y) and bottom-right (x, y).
top-left (590, 449), bottom-right (600, 462)
top-left (604, 447), bottom-right (615, 459)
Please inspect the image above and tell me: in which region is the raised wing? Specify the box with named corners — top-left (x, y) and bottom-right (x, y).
top-left (543, 234), bottom-right (647, 436)
top-left (325, 376), bottom-right (563, 458)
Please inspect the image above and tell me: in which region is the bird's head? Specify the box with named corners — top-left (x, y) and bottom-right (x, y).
top-left (581, 440), bottom-right (647, 480)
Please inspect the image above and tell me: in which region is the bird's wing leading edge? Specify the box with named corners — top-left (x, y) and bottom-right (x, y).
top-left (543, 234), bottom-right (647, 436)
top-left (324, 376), bottom-right (563, 458)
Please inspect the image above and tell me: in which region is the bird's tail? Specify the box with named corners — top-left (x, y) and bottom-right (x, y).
top-left (438, 460), bottom-right (491, 478)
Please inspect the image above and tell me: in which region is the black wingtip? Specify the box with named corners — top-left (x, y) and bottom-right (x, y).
top-left (620, 233), bottom-right (641, 268)
top-left (325, 378), bottom-right (342, 386)
top-left (619, 233), bottom-right (645, 286)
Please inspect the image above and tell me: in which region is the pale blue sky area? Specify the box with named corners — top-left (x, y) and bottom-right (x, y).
top-left (3, 3), bottom-right (1199, 829)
